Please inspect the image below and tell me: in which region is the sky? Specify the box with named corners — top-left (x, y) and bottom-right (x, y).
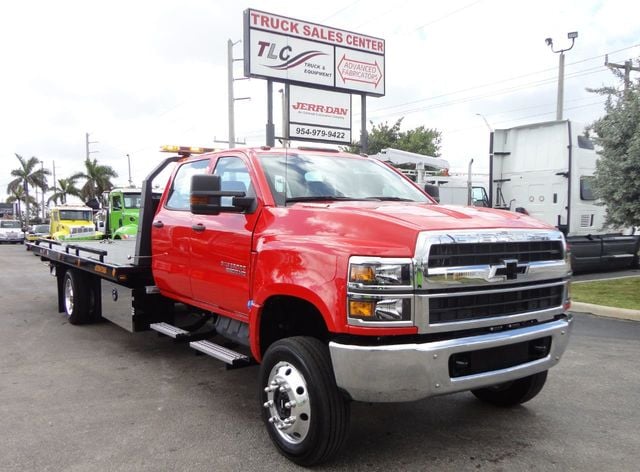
top-left (1, 0), bottom-right (639, 204)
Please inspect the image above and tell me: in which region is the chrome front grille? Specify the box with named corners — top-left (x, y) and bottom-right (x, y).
top-left (428, 282), bottom-right (564, 324)
top-left (413, 229), bottom-right (571, 334)
top-left (428, 240), bottom-right (564, 268)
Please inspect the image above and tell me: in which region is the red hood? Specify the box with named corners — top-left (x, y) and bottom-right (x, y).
top-left (337, 202), bottom-right (553, 231)
top-left (256, 202), bottom-right (554, 258)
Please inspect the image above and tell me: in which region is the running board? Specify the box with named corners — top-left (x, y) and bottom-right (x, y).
top-left (190, 340), bottom-right (251, 368)
top-left (149, 322), bottom-right (215, 342)
top-left (150, 322), bottom-right (188, 338)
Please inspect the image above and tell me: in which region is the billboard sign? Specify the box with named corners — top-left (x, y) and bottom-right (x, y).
top-left (244, 9), bottom-right (385, 96)
top-left (286, 85), bottom-right (351, 144)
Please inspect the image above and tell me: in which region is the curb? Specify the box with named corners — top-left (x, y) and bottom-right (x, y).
top-left (570, 301), bottom-right (640, 322)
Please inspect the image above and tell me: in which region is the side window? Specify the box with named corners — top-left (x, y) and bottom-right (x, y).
top-left (112, 196), bottom-right (122, 210)
top-left (580, 176), bottom-right (596, 201)
top-left (166, 159), bottom-right (210, 210)
top-left (213, 157), bottom-right (255, 208)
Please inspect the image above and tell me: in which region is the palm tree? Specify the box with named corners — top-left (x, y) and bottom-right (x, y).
top-left (77, 158), bottom-right (118, 203)
top-left (7, 154), bottom-right (50, 226)
top-left (48, 177), bottom-right (82, 205)
top-left (6, 186), bottom-right (37, 224)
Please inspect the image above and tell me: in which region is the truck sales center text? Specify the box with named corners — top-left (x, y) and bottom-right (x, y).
top-left (249, 11), bottom-right (385, 53)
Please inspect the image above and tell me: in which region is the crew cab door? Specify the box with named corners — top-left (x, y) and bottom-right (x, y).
top-left (152, 158), bottom-right (211, 299)
top-left (190, 155), bottom-right (260, 317)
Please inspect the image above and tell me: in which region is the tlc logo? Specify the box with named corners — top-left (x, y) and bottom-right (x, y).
top-left (257, 41), bottom-right (292, 60)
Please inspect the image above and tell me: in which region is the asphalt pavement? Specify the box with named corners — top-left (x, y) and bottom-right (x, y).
top-left (1, 244), bottom-right (639, 471)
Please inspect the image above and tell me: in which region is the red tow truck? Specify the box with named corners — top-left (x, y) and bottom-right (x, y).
top-left (28, 145), bottom-right (573, 465)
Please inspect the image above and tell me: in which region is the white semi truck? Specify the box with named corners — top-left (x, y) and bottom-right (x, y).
top-left (490, 120), bottom-right (639, 272)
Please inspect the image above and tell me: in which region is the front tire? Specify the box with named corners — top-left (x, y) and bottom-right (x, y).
top-left (471, 370), bottom-right (548, 407)
top-left (259, 337), bottom-right (350, 466)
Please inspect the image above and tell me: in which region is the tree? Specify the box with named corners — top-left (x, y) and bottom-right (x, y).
top-left (77, 158), bottom-right (118, 203)
top-left (343, 117), bottom-right (442, 156)
top-left (588, 62), bottom-right (640, 228)
top-left (6, 185), bottom-right (37, 224)
top-left (48, 177), bottom-right (82, 205)
top-left (7, 154), bottom-right (50, 226)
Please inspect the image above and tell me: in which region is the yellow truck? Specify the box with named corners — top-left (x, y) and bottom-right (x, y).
top-left (49, 204), bottom-right (103, 241)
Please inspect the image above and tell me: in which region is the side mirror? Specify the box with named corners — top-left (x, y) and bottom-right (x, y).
top-left (190, 174), bottom-right (256, 215)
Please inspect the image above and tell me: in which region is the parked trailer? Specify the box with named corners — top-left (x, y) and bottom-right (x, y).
top-left (490, 120), bottom-right (640, 272)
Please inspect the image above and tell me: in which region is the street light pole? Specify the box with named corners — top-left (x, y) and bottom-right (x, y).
top-left (545, 32), bottom-right (578, 121)
top-left (126, 154), bottom-right (133, 187)
top-left (475, 113), bottom-right (493, 132)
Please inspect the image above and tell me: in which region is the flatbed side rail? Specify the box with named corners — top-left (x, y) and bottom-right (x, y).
top-left (26, 240), bottom-right (146, 285)
top-left (64, 243), bottom-right (108, 262)
top-left (30, 238), bottom-right (108, 262)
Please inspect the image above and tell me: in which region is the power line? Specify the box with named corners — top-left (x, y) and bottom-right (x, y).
top-left (414, 0), bottom-right (484, 31)
top-left (366, 44), bottom-right (639, 116)
top-left (321, 1), bottom-right (361, 22)
top-left (364, 65), bottom-right (608, 120)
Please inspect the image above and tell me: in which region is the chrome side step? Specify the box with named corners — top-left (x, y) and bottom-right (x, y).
top-left (149, 322), bottom-right (188, 338)
top-left (190, 340), bottom-right (250, 367)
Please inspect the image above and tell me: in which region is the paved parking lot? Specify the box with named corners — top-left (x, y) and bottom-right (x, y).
top-left (1, 244), bottom-right (639, 471)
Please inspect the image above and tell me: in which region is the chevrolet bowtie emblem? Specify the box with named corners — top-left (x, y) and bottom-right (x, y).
top-left (502, 259), bottom-right (519, 280)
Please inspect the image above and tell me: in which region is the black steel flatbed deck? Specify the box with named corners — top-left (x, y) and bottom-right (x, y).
top-left (27, 239), bottom-right (150, 285)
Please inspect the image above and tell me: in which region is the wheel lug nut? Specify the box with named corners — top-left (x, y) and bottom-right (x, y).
top-left (284, 401), bottom-right (296, 408)
top-left (268, 416), bottom-right (277, 424)
top-left (263, 400), bottom-right (274, 408)
top-left (279, 385), bottom-right (288, 392)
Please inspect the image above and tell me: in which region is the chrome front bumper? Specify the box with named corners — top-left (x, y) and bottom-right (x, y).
top-left (329, 316), bottom-right (572, 402)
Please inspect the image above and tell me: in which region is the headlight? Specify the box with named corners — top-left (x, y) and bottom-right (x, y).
top-left (348, 257), bottom-right (412, 288)
top-left (348, 297), bottom-right (412, 322)
top-left (347, 256), bottom-right (414, 326)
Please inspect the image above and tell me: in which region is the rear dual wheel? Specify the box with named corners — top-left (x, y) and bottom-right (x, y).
top-left (63, 270), bottom-right (100, 324)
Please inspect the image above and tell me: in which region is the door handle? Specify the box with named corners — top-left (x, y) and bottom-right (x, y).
top-left (153, 220), bottom-right (164, 228)
top-left (191, 223), bottom-right (206, 232)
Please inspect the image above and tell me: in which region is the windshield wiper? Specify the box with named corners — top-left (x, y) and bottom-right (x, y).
top-left (285, 196), bottom-right (368, 204)
top-left (365, 196), bottom-right (415, 202)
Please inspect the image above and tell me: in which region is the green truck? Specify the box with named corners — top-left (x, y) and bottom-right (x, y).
top-left (101, 187), bottom-right (162, 239)
top-left (101, 188), bottom-right (143, 239)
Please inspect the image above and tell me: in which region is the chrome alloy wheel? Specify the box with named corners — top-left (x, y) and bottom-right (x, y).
top-left (263, 361), bottom-right (311, 444)
top-left (64, 275), bottom-right (74, 315)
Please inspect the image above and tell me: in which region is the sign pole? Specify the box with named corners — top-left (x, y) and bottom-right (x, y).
top-left (360, 94), bottom-right (368, 154)
top-left (266, 80), bottom-right (275, 147)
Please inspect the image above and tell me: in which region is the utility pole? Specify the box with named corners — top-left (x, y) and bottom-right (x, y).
top-left (605, 55), bottom-right (640, 91)
top-left (545, 32), bottom-right (578, 121)
top-left (225, 39), bottom-right (250, 148)
top-left (85, 132), bottom-right (98, 160)
top-left (40, 160), bottom-right (45, 220)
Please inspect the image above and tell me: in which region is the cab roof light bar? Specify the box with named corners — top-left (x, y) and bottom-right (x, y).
top-left (160, 145), bottom-right (217, 157)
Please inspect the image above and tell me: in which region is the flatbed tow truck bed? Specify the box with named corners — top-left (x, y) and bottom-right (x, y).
top-left (28, 238), bottom-right (148, 286)
top-left (27, 237), bottom-right (251, 365)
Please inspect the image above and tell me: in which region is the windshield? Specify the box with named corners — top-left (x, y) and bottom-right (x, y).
top-left (123, 193), bottom-right (142, 209)
top-left (34, 225), bottom-right (50, 232)
top-left (0, 220), bottom-right (21, 228)
top-left (258, 153), bottom-right (431, 206)
top-left (59, 210), bottom-right (92, 221)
